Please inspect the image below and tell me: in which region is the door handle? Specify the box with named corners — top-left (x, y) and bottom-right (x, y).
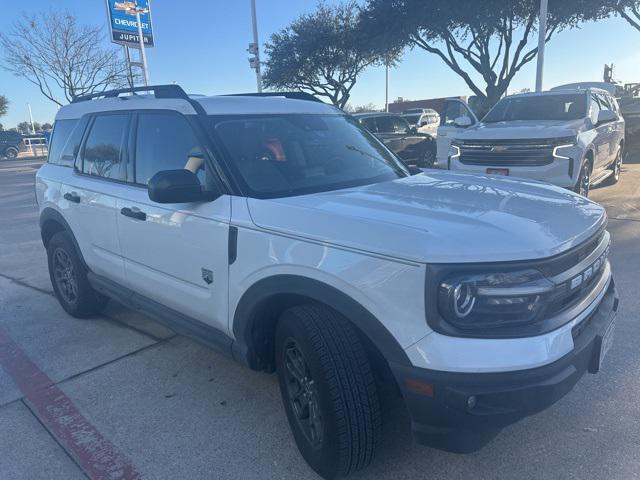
top-left (64, 192), bottom-right (80, 203)
top-left (120, 207), bottom-right (147, 221)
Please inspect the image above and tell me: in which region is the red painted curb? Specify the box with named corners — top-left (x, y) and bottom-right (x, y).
top-left (0, 329), bottom-right (141, 480)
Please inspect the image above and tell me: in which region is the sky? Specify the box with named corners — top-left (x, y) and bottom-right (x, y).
top-left (0, 0), bottom-right (639, 128)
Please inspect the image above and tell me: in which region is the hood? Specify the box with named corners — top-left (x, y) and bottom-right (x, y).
top-left (457, 119), bottom-right (585, 141)
top-left (247, 172), bottom-right (606, 264)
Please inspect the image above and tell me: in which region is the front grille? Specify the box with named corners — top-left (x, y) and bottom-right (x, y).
top-left (458, 138), bottom-right (557, 166)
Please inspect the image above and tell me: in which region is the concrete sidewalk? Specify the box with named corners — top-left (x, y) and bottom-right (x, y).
top-left (1, 152), bottom-right (639, 480)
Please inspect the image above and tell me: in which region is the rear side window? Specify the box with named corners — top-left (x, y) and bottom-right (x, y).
top-left (82, 114), bottom-right (128, 180)
top-left (134, 112), bottom-right (204, 185)
top-left (48, 119), bottom-right (82, 167)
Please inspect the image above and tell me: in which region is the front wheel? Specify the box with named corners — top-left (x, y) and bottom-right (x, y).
top-left (276, 305), bottom-right (381, 479)
top-left (574, 161), bottom-right (591, 197)
top-left (605, 148), bottom-right (623, 185)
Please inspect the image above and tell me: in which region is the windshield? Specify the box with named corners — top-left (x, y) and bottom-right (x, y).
top-left (483, 93), bottom-right (587, 122)
top-left (402, 114), bottom-right (421, 125)
top-left (210, 114), bottom-right (408, 198)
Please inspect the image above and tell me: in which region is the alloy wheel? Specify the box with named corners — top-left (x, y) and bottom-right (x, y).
top-left (53, 248), bottom-right (78, 304)
top-left (283, 340), bottom-right (324, 448)
top-left (579, 166), bottom-right (590, 197)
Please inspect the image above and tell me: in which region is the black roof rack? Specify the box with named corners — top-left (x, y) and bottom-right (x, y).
top-left (71, 84), bottom-right (190, 103)
top-left (223, 92), bottom-right (324, 103)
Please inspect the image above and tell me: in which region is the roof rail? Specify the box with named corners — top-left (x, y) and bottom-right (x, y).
top-left (71, 84), bottom-right (190, 103)
top-left (223, 92), bottom-right (324, 103)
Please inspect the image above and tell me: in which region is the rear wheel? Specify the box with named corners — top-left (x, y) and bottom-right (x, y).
top-left (3, 147), bottom-right (18, 159)
top-left (574, 161), bottom-right (592, 197)
top-left (47, 231), bottom-right (108, 318)
top-left (276, 305), bottom-right (381, 479)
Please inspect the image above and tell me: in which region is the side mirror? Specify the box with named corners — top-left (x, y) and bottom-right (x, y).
top-left (596, 110), bottom-right (617, 125)
top-left (148, 169), bottom-right (206, 204)
top-left (407, 126), bottom-right (418, 134)
top-left (453, 116), bottom-right (473, 128)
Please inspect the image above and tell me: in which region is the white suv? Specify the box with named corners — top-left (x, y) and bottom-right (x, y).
top-left (37, 85), bottom-right (618, 479)
top-left (448, 89), bottom-right (625, 196)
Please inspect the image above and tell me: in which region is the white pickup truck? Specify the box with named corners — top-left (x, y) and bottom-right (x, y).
top-left (437, 89), bottom-right (625, 197)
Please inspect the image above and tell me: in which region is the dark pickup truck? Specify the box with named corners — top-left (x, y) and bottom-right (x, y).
top-left (0, 131), bottom-right (23, 159)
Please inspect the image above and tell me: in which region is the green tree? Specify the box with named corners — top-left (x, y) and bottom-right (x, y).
top-left (17, 121), bottom-right (34, 134)
top-left (362, 0), bottom-right (614, 108)
top-left (263, 2), bottom-right (399, 108)
top-left (0, 12), bottom-right (130, 106)
top-left (0, 95), bottom-right (8, 117)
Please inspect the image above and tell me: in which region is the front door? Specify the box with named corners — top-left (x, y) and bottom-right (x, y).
top-left (65, 113), bottom-right (130, 284)
top-left (116, 111), bottom-right (231, 333)
top-left (436, 99), bottom-right (478, 168)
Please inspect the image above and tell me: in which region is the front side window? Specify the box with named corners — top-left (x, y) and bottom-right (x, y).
top-left (360, 117), bottom-right (378, 133)
top-left (211, 114), bottom-right (408, 198)
top-left (134, 112), bottom-right (205, 185)
top-left (82, 114), bottom-right (128, 180)
top-left (442, 101), bottom-right (467, 126)
top-left (484, 94), bottom-right (587, 122)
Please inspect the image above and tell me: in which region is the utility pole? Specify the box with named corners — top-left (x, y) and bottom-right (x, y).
top-left (535, 0), bottom-right (548, 92)
top-left (385, 62), bottom-right (389, 112)
top-left (249, 0), bottom-right (262, 92)
top-left (134, 3), bottom-right (150, 86)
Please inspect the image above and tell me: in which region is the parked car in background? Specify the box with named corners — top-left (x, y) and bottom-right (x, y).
top-left (0, 131), bottom-right (23, 159)
top-left (446, 88), bottom-right (625, 197)
top-left (402, 109), bottom-right (440, 136)
top-left (354, 112), bottom-right (436, 167)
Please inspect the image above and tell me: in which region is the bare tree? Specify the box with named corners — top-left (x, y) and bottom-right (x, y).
top-left (0, 12), bottom-right (131, 106)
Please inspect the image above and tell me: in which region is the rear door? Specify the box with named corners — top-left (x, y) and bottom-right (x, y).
top-left (374, 115), bottom-right (405, 156)
top-left (116, 110), bottom-right (231, 333)
top-left (590, 93), bottom-right (613, 174)
top-left (436, 99), bottom-right (478, 167)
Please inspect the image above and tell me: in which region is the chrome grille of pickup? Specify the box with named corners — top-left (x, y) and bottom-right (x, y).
top-left (458, 138), bottom-right (556, 166)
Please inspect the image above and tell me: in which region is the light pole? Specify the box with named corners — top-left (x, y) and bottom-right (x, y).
top-left (535, 0), bottom-right (548, 92)
top-left (385, 62), bottom-right (389, 112)
top-left (134, 3), bottom-right (150, 86)
top-left (250, 0), bottom-right (262, 92)
top-left (27, 103), bottom-right (35, 134)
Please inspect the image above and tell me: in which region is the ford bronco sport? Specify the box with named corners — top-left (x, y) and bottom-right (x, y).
top-left (36, 85), bottom-right (618, 479)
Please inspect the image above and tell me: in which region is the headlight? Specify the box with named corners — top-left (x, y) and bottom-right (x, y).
top-left (552, 137), bottom-right (578, 160)
top-left (448, 144), bottom-right (461, 159)
top-left (437, 269), bottom-right (555, 329)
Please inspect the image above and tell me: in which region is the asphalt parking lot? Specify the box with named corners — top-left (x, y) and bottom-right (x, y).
top-left (1, 147), bottom-right (639, 480)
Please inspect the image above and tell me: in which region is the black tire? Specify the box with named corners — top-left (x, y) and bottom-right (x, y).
top-left (47, 231), bottom-right (108, 318)
top-left (605, 147), bottom-right (623, 185)
top-left (3, 147), bottom-right (19, 159)
top-left (275, 305), bottom-right (381, 479)
top-left (419, 140), bottom-right (437, 168)
top-left (574, 160), bottom-right (592, 197)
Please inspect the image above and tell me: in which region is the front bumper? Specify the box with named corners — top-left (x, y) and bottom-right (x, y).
top-left (389, 279), bottom-right (618, 453)
top-left (448, 156), bottom-right (578, 188)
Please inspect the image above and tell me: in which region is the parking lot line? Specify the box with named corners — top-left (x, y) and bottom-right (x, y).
top-left (0, 328), bottom-right (141, 480)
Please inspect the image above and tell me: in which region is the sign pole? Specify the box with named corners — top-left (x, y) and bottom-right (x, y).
top-left (135, 7), bottom-right (149, 86)
top-left (250, 0), bottom-right (262, 92)
top-left (535, 0), bottom-right (548, 93)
